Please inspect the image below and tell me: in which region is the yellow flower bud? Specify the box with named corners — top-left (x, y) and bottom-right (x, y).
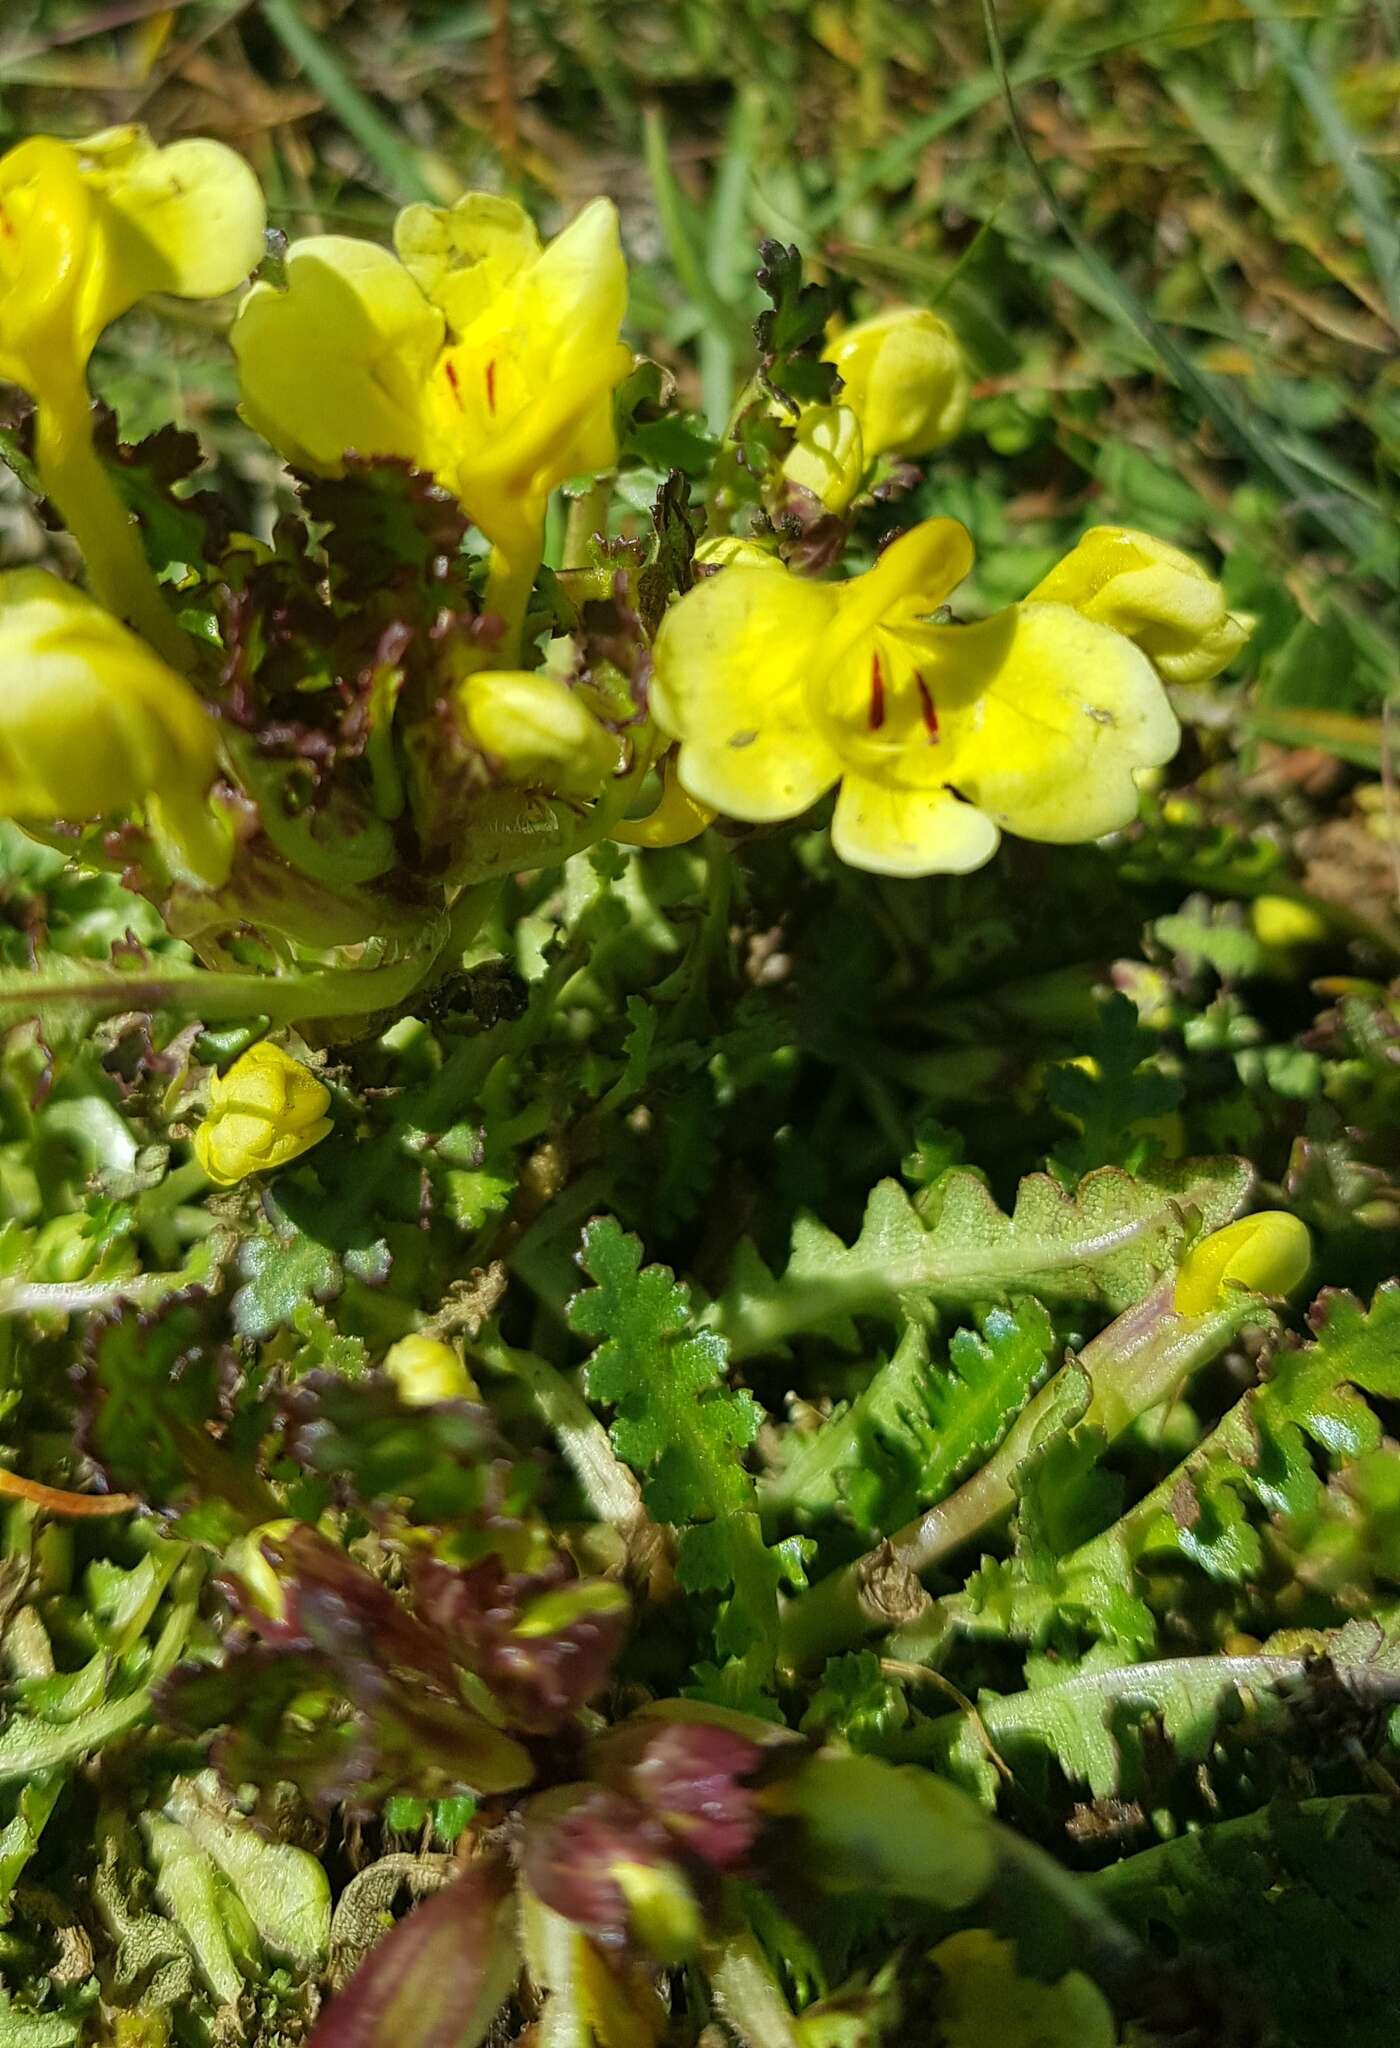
top-left (194, 1043), bottom-right (332, 1187)
top-left (1173, 1212), bottom-right (1313, 1318)
top-left (1029, 526), bottom-right (1252, 684)
top-left (383, 1334), bottom-right (480, 1406)
top-left (781, 402), bottom-right (866, 513)
top-left (824, 306), bottom-right (970, 458)
top-left (454, 669), bottom-right (617, 797)
top-left (612, 1858), bottom-right (703, 1967)
top-left (0, 569), bottom-right (229, 884)
top-left (1251, 895), bottom-right (1329, 950)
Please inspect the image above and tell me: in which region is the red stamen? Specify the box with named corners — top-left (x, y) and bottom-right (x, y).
top-left (444, 360), bottom-right (463, 407)
top-left (485, 359), bottom-right (497, 412)
top-left (914, 669), bottom-right (939, 740)
top-left (868, 651), bottom-right (886, 730)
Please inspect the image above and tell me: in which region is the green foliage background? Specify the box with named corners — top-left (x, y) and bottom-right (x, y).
top-left (0, 4), bottom-right (1396, 2046)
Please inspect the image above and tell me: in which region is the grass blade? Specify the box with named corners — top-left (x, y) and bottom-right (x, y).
top-left (259, 0), bottom-right (435, 203)
top-left (1243, 0), bottom-right (1400, 328)
top-left (977, 0), bottom-right (1392, 582)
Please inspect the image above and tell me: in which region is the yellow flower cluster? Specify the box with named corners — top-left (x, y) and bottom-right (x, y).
top-left (0, 121), bottom-right (1253, 895)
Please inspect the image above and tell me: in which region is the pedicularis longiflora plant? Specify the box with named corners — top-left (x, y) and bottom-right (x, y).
top-left (2, 125), bottom-right (1394, 2048)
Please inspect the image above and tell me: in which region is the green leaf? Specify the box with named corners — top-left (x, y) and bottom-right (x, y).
top-left (1091, 1796), bottom-right (1400, 2047)
top-left (84, 1300), bottom-right (275, 1521)
top-left (0, 1994), bottom-right (81, 2047)
top-left (930, 1929), bottom-right (1116, 2048)
top-left (161, 1774), bottom-right (330, 1969)
top-left (753, 239), bottom-right (841, 412)
top-left (0, 1773), bottom-right (62, 1921)
top-left (1046, 994), bottom-right (1181, 1179)
top-left (570, 1217), bottom-right (797, 1694)
top-left (764, 1304), bottom-right (1054, 1537)
top-left (711, 1160), bottom-right (1251, 1359)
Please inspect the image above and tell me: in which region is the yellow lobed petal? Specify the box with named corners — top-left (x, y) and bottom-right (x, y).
top-left (913, 601), bottom-right (1181, 844)
top-left (0, 569), bottom-right (227, 879)
top-left (233, 236), bottom-right (444, 475)
top-left (394, 191), bottom-right (540, 332)
top-left (1028, 525), bottom-right (1252, 684)
top-left (454, 669), bottom-right (618, 797)
top-left (825, 306), bottom-right (970, 458)
top-left (79, 127), bottom-right (265, 331)
top-left (652, 561), bottom-right (843, 823)
top-left (831, 777), bottom-right (999, 877)
top-left (196, 1043), bottom-right (332, 1187)
top-left (0, 139), bottom-right (102, 396)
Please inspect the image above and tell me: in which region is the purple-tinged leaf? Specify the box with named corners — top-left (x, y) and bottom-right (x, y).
top-left (308, 1857), bottom-right (517, 2048)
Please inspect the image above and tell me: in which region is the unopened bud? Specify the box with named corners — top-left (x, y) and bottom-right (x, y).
top-left (384, 1334), bottom-right (480, 1405)
top-left (1174, 1212), bottom-right (1312, 1318)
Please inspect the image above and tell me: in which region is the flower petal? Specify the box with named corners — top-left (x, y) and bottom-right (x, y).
top-left (81, 128), bottom-right (265, 337)
top-left (652, 565), bottom-right (841, 823)
top-left (233, 236), bottom-right (443, 475)
top-left (394, 191), bottom-right (540, 332)
top-left (825, 307), bottom-right (969, 458)
top-left (428, 199), bottom-right (631, 548)
top-left (1028, 525), bottom-right (1250, 684)
top-left (831, 775), bottom-right (999, 877)
top-left (933, 601), bottom-right (1178, 843)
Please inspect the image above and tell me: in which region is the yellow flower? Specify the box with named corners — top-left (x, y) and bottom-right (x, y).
top-left (0, 569), bottom-right (228, 883)
top-left (383, 1335), bottom-right (481, 1406)
top-left (0, 124), bottom-right (264, 404)
top-left (453, 669), bottom-right (617, 797)
top-left (651, 518), bottom-right (1179, 878)
top-left (233, 193), bottom-right (631, 565)
top-left (825, 306), bottom-right (970, 459)
top-left (1028, 526), bottom-right (1252, 684)
top-left (1173, 1212), bottom-right (1313, 1318)
top-left (0, 127), bottom-right (264, 663)
top-left (194, 1043), bottom-right (332, 1187)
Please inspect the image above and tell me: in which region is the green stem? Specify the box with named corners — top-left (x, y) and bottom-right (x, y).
top-left (0, 944), bottom-right (441, 1035)
top-left (778, 1288), bottom-right (1254, 1675)
top-left (560, 483), bottom-right (611, 572)
top-left (484, 542), bottom-right (543, 667)
top-left (705, 1928), bottom-right (802, 2048)
top-left (35, 392), bottom-right (191, 672)
top-left (475, 1332), bottom-right (650, 1537)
